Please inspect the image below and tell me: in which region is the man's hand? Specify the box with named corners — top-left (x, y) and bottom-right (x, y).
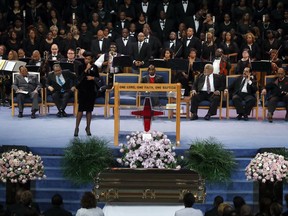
top-left (48, 86), bottom-right (54, 92)
top-left (86, 76), bottom-right (94, 81)
top-left (191, 90), bottom-right (197, 96)
top-left (214, 90), bottom-right (220, 96)
top-left (261, 89), bottom-right (267, 95)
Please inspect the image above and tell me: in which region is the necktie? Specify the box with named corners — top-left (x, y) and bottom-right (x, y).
top-left (138, 42), bottom-right (142, 53)
top-left (57, 76), bottom-right (65, 92)
top-left (240, 78), bottom-right (246, 92)
top-left (206, 75), bottom-right (211, 94)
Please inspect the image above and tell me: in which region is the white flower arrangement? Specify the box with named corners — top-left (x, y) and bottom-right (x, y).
top-left (245, 152), bottom-right (288, 183)
top-left (117, 131), bottom-right (181, 169)
top-left (0, 149), bottom-right (46, 184)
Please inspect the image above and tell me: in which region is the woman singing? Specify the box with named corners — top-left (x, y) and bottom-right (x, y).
top-left (74, 52), bottom-right (99, 137)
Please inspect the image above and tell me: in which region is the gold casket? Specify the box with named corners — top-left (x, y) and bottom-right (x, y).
top-left (94, 168), bottom-right (206, 203)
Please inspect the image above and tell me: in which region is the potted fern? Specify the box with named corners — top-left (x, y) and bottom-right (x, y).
top-left (62, 137), bottom-right (114, 185)
top-left (184, 137), bottom-right (236, 182)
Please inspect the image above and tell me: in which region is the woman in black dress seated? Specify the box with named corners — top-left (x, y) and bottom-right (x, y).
top-left (74, 52), bottom-right (99, 137)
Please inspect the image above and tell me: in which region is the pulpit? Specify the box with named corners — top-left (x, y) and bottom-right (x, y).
top-left (94, 168), bottom-right (206, 203)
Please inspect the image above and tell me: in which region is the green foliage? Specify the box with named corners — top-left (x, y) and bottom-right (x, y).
top-left (62, 137), bottom-right (114, 185)
top-left (185, 137), bottom-right (236, 182)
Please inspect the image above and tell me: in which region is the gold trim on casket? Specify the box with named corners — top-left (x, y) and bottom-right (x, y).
top-left (94, 168), bottom-right (206, 203)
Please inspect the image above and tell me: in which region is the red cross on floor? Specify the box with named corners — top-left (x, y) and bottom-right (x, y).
top-left (131, 97), bottom-right (164, 132)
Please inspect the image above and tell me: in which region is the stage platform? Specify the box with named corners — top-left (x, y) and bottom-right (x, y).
top-left (0, 106), bottom-right (287, 149)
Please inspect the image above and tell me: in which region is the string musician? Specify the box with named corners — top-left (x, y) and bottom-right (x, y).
top-left (94, 43), bottom-right (121, 87)
top-left (269, 49), bottom-right (282, 75)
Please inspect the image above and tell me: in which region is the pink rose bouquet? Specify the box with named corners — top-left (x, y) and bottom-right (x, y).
top-left (0, 149), bottom-right (46, 184)
top-left (245, 152), bottom-right (288, 183)
top-left (117, 131), bottom-right (181, 169)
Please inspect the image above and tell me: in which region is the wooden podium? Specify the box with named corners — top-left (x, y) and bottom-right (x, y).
top-left (113, 83), bottom-right (182, 146)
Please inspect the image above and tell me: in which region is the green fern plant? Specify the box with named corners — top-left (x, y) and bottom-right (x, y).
top-left (185, 137), bottom-right (236, 182)
top-left (62, 137), bottom-right (114, 185)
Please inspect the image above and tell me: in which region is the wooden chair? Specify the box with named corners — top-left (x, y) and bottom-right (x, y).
top-left (139, 67), bottom-right (172, 108)
top-left (106, 73), bottom-right (140, 117)
top-left (11, 72), bottom-right (44, 116)
top-left (226, 75), bottom-right (259, 119)
top-left (94, 73), bottom-right (108, 117)
top-left (262, 75), bottom-right (286, 120)
top-left (45, 71), bottom-right (78, 116)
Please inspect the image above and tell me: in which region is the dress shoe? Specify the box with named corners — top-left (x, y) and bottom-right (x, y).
top-left (267, 112), bottom-right (273, 123)
top-left (243, 115), bottom-right (249, 121)
top-left (18, 112), bottom-right (23, 118)
top-left (285, 113), bottom-right (288, 122)
top-left (190, 114), bottom-right (198, 120)
top-left (236, 114), bottom-right (243, 120)
top-left (204, 114), bottom-right (211, 120)
top-left (57, 111), bottom-right (62, 117)
top-left (61, 110), bottom-right (68, 117)
top-left (74, 128), bottom-right (79, 137)
top-left (85, 127), bottom-right (92, 136)
top-left (31, 113), bottom-right (36, 119)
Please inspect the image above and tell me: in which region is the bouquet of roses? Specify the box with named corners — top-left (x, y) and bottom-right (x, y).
top-left (117, 130), bottom-right (181, 169)
top-left (0, 149), bottom-right (46, 184)
top-left (245, 152), bottom-right (288, 183)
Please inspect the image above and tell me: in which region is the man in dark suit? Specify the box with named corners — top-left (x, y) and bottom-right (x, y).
top-left (46, 64), bottom-right (77, 117)
top-left (48, 44), bottom-right (64, 61)
top-left (43, 194), bottom-right (72, 216)
top-left (225, 67), bottom-right (258, 121)
top-left (261, 67), bottom-right (288, 122)
top-left (28, 50), bottom-right (42, 66)
top-left (12, 66), bottom-right (41, 118)
top-left (163, 31), bottom-right (183, 58)
top-left (175, 0), bottom-right (196, 24)
top-left (135, 0), bottom-right (156, 25)
top-left (190, 64), bottom-right (224, 120)
top-left (115, 28), bottom-right (136, 55)
top-left (131, 32), bottom-right (151, 73)
top-left (60, 48), bottom-right (83, 76)
top-left (151, 10), bottom-right (175, 44)
top-left (141, 64), bottom-right (164, 106)
top-left (182, 27), bottom-right (202, 58)
top-left (91, 30), bottom-right (110, 59)
top-left (143, 26), bottom-right (162, 58)
top-left (156, 0), bottom-right (175, 19)
top-left (114, 11), bottom-right (131, 35)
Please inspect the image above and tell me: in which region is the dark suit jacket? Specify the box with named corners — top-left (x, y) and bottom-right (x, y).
top-left (229, 76), bottom-right (258, 96)
top-left (193, 73), bottom-right (224, 92)
top-left (131, 42), bottom-right (151, 68)
top-left (265, 77), bottom-right (288, 98)
top-left (141, 75), bottom-right (164, 83)
top-left (46, 70), bottom-right (76, 92)
top-left (114, 20), bottom-right (131, 35)
top-left (175, 1), bottom-right (196, 23)
top-left (151, 18), bottom-right (175, 43)
top-left (144, 35), bottom-right (162, 58)
top-left (12, 74), bottom-right (41, 93)
top-left (182, 36), bottom-right (202, 58)
top-left (43, 206), bottom-right (72, 216)
top-left (156, 2), bottom-right (175, 19)
top-left (183, 16), bottom-right (203, 38)
top-left (48, 53), bottom-right (64, 61)
top-left (115, 36), bottom-right (136, 55)
top-left (91, 38), bottom-right (110, 58)
top-left (163, 39), bottom-right (183, 58)
top-left (135, 1), bottom-right (156, 24)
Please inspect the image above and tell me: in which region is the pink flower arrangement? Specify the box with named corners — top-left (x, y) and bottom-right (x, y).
top-left (0, 149), bottom-right (46, 184)
top-left (117, 131), bottom-right (181, 169)
top-left (245, 152), bottom-right (288, 183)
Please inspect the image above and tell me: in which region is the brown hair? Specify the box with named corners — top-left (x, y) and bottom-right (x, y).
top-left (80, 192), bottom-right (97, 209)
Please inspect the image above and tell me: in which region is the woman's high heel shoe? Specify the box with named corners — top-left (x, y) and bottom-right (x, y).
top-left (85, 127), bottom-right (91, 136)
top-left (74, 128), bottom-right (79, 137)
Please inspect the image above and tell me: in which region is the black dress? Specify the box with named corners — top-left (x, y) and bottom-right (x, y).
top-left (77, 64), bottom-right (99, 112)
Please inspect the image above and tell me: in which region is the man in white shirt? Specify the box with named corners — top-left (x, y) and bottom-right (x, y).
top-left (175, 193), bottom-right (203, 216)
